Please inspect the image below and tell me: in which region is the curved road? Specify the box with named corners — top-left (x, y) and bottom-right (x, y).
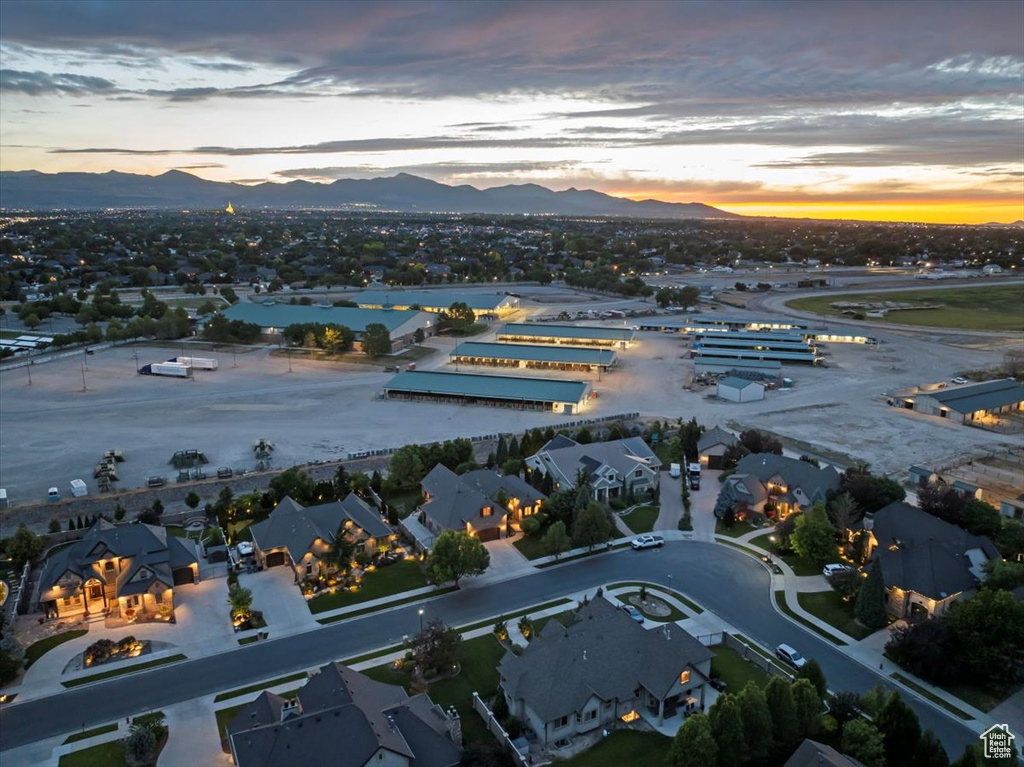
top-left (0, 542), bottom-right (982, 754)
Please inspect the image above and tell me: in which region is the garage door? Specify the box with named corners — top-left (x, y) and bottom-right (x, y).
top-left (265, 551), bottom-right (287, 568)
top-left (706, 455), bottom-right (724, 470)
top-left (172, 567), bottom-right (195, 586)
top-left (476, 527), bottom-right (501, 543)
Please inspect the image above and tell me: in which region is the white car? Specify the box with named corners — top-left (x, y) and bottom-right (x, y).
top-left (776, 644), bottom-right (807, 669)
top-left (951, 377), bottom-right (969, 385)
top-left (822, 563), bottom-right (852, 578)
top-left (620, 605), bottom-right (645, 624)
top-left (236, 542), bottom-right (254, 557)
top-left (631, 534), bottom-right (665, 550)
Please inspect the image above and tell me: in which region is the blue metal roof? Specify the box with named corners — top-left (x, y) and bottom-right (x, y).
top-left (451, 342), bottom-right (616, 365)
top-left (924, 378), bottom-right (1024, 415)
top-left (383, 370), bottom-right (591, 404)
top-left (694, 348), bottom-right (819, 363)
top-left (351, 290), bottom-right (511, 311)
top-left (499, 323), bottom-right (635, 341)
top-left (222, 301), bottom-right (419, 332)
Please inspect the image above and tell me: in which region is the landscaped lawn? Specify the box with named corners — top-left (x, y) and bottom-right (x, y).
top-left (797, 591), bottom-right (873, 640)
top-left (382, 489), bottom-right (423, 519)
top-left (615, 593), bottom-right (686, 622)
top-left (512, 535), bottom-right (548, 561)
top-left (227, 520), bottom-right (253, 543)
top-left (621, 505), bottom-right (659, 534)
top-left (749, 533), bottom-right (821, 576)
top-left (63, 723), bottom-right (118, 744)
top-left (710, 644), bottom-right (771, 692)
top-left (558, 730), bottom-right (671, 766)
top-left (940, 681), bottom-right (1018, 714)
top-left (62, 654), bottom-right (187, 688)
top-left (164, 525), bottom-right (188, 538)
top-left (25, 629), bottom-right (88, 668)
top-left (58, 741), bottom-right (135, 767)
top-left (715, 518), bottom-right (761, 538)
top-left (307, 559), bottom-right (427, 614)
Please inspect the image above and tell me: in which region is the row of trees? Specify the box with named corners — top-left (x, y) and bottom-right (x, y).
top-left (282, 322), bottom-right (355, 353)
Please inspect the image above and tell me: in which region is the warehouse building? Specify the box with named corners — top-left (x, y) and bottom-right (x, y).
top-left (450, 342), bottom-right (617, 372)
top-left (382, 370), bottom-right (592, 413)
top-left (692, 347), bottom-right (821, 366)
top-left (689, 315), bottom-right (810, 331)
top-left (349, 290), bottom-right (518, 318)
top-left (716, 376), bottom-right (766, 402)
top-left (222, 301), bottom-right (434, 349)
top-left (691, 329), bottom-right (811, 343)
top-left (898, 378), bottom-right (1024, 425)
top-left (695, 337), bottom-right (814, 353)
top-left (497, 322), bottom-right (636, 348)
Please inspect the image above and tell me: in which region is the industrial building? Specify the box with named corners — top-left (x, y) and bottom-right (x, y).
top-left (694, 336), bottom-right (814, 353)
top-left (692, 347), bottom-right (821, 365)
top-left (689, 315), bottom-right (810, 331)
top-left (693, 357), bottom-right (783, 380)
top-left (349, 290), bottom-right (518, 317)
top-left (716, 376), bottom-right (766, 402)
top-left (449, 342), bottom-right (617, 372)
top-left (691, 328), bottom-right (811, 343)
top-left (638, 319), bottom-right (872, 344)
top-left (497, 322), bottom-right (636, 348)
top-left (897, 378), bottom-right (1024, 425)
top-left (381, 370), bottom-right (592, 413)
top-left (221, 301), bottom-right (433, 348)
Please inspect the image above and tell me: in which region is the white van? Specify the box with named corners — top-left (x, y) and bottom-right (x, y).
top-left (70, 479), bottom-right (88, 498)
top-left (47, 487), bottom-right (61, 502)
top-left (669, 463), bottom-right (681, 478)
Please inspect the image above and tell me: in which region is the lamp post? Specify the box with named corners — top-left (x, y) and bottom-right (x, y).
top-left (769, 535), bottom-right (777, 565)
top-left (418, 608), bottom-right (424, 633)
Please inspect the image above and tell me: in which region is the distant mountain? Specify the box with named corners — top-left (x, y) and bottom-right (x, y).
top-left (0, 169), bottom-right (740, 220)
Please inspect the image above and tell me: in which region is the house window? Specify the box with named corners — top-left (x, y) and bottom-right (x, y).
top-left (63, 597), bottom-right (72, 607)
top-left (482, 506), bottom-right (492, 517)
top-left (634, 469), bottom-right (643, 478)
top-left (557, 715), bottom-right (569, 728)
top-left (584, 710), bottom-right (597, 722)
top-left (104, 560), bottom-right (115, 572)
top-left (306, 564), bottom-right (313, 576)
top-left (679, 669), bottom-right (691, 685)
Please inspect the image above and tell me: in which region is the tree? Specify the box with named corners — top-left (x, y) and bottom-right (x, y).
top-left (390, 446), bottom-right (426, 488)
top-left (827, 492), bottom-right (859, 534)
top-left (962, 498), bottom-right (1001, 537)
top-left (855, 559), bottom-right (888, 630)
top-left (441, 301), bottom-right (476, 333)
top-left (951, 745), bottom-right (981, 767)
top-left (796, 659), bottom-right (828, 701)
top-left (736, 681), bottom-right (773, 764)
top-left (668, 713), bottom-right (717, 767)
top-left (185, 491), bottom-right (201, 510)
top-left (220, 286), bottom-right (238, 304)
top-left (948, 588), bottom-right (1024, 686)
top-left (913, 730), bottom-right (950, 767)
top-left (714, 481), bottom-right (737, 521)
top-left (842, 473), bottom-right (905, 513)
top-left (791, 679), bottom-right (821, 740)
top-left (738, 429), bottom-right (782, 455)
top-left (361, 323), bottom-right (392, 356)
top-left (428, 530), bottom-right (490, 587)
top-left (227, 583), bottom-right (253, 619)
top-left (982, 559), bottom-right (1024, 592)
top-left (495, 435), bottom-right (508, 467)
top-left (764, 676), bottom-right (799, 759)
top-left (572, 502), bottom-right (613, 551)
top-left (841, 719), bottom-right (885, 767)
top-left (408, 618), bottom-right (462, 676)
top-left (48, 518), bottom-right (61, 534)
top-left (124, 723), bottom-right (157, 763)
top-left (708, 694), bottom-right (747, 767)
top-left (790, 503), bottom-right (836, 567)
top-left (542, 521), bottom-right (571, 559)
top-left (828, 691), bottom-right (862, 731)
top-left (6, 524), bottom-right (44, 569)
top-left (876, 691), bottom-right (921, 766)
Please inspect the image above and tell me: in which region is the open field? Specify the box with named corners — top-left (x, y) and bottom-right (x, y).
top-left (787, 284), bottom-right (1024, 331)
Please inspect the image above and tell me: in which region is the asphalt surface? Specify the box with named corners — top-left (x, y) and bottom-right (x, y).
top-left (0, 541), bottom-right (981, 755)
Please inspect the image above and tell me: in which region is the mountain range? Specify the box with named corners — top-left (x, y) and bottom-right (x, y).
top-left (0, 169), bottom-right (740, 219)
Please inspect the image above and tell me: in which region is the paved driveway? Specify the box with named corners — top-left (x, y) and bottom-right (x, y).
top-left (238, 566), bottom-right (319, 636)
top-left (173, 575), bottom-right (234, 656)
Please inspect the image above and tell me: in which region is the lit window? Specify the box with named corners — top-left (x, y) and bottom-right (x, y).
top-left (621, 710), bottom-right (640, 723)
top-left (679, 669), bottom-right (690, 684)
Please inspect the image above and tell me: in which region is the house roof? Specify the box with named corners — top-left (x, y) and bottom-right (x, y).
top-left (908, 466), bottom-right (934, 478)
top-left (249, 493), bottom-right (391, 563)
top-left (530, 436), bottom-right (661, 488)
top-left (420, 465), bottom-right (545, 532)
top-left (718, 376), bottom-right (761, 390)
top-left (228, 664), bottom-right (460, 767)
top-left (222, 301), bottom-right (421, 332)
top-left (499, 598), bottom-right (712, 722)
top-left (784, 739), bottom-right (864, 767)
top-left (350, 289), bottom-right (511, 312)
top-left (857, 502), bottom-right (1000, 601)
top-left (922, 378), bottom-right (1024, 415)
top-left (732, 453), bottom-right (840, 502)
top-left (697, 426), bottom-right (738, 453)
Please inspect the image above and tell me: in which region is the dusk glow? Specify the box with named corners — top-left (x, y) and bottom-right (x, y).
top-left (1, 0), bottom-right (1022, 223)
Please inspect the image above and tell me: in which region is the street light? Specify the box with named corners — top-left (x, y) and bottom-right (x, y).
top-left (418, 608), bottom-right (424, 633)
top-left (769, 535), bottom-right (777, 565)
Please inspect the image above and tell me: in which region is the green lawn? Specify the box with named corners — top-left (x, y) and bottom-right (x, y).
top-left (606, 582), bottom-right (704, 614)
top-left (307, 560), bottom-right (427, 614)
top-left (317, 585), bottom-right (459, 625)
top-left (787, 284), bottom-right (1024, 332)
top-left (62, 654), bottom-right (187, 688)
top-left (715, 519), bottom-right (761, 538)
top-left (25, 629), bottom-right (88, 668)
top-left (797, 591), bottom-right (873, 641)
top-left (58, 741), bottom-right (136, 767)
top-left (164, 525), bottom-right (188, 538)
top-left (558, 730), bottom-right (671, 767)
top-left (621, 506), bottom-right (659, 534)
top-left (775, 590), bottom-right (845, 646)
top-left (615, 593), bottom-right (687, 622)
top-left (749, 533), bottom-right (822, 576)
top-left (227, 520), bottom-right (253, 543)
top-left (940, 681), bottom-right (1017, 714)
top-left (710, 644), bottom-right (771, 692)
top-left (63, 723), bottom-right (118, 744)
top-left (512, 535), bottom-right (548, 560)
top-left (532, 609), bottom-right (582, 636)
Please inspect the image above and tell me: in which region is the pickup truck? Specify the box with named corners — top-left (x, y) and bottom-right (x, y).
top-left (147, 476), bottom-right (167, 488)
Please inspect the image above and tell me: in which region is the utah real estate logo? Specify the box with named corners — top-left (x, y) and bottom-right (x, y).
top-left (980, 724), bottom-right (1016, 760)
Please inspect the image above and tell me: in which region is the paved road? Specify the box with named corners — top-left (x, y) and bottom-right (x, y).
top-left (0, 542), bottom-right (982, 755)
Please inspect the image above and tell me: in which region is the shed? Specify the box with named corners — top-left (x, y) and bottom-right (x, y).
top-left (716, 376), bottom-right (766, 403)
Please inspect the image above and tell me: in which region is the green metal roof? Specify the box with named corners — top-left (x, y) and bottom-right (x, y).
top-left (925, 378), bottom-right (1024, 414)
top-left (451, 342), bottom-right (616, 365)
top-left (500, 323), bottom-right (635, 341)
top-left (352, 290), bottom-right (511, 311)
top-left (694, 358), bottom-right (781, 371)
top-left (222, 301), bottom-right (419, 332)
top-left (383, 370), bottom-right (591, 404)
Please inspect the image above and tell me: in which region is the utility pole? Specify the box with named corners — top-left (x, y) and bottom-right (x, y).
top-left (81, 362), bottom-right (87, 391)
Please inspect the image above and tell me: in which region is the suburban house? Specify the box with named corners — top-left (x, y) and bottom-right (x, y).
top-left (724, 453), bottom-right (841, 520)
top-left (498, 598), bottom-right (713, 746)
top-left (697, 426), bottom-right (738, 469)
top-left (525, 436), bottom-right (661, 502)
top-left (37, 519), bottom-right (199, 620)
top-left (784, 739), bottom-right (863, 767)
top-left (419, 465), bottom-right (546, 542)
top-left (249, 494), bottom-right (394, 582)
top-left (853, 501), bottom-right (1000, 620)
top-left (226, 662), bottom-right (461, 767)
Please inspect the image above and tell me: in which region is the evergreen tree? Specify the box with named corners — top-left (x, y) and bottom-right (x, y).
top-left (764, 676), bottom-right (799, 760)
top-left (495, 435), bottom-right (508, 466)
top-left (791, 679), bottom-right (821, 740)
top-left (736, 681), bottom-right (773, 764)
top-left (708, 694), bottom-right (747, 767)
top-left (572, 502), bottom-right (613, 551)
top-left (876, 691), bottom-right (921, 766)
top-left (912, 729), bottom-right (950, 767)
top-left (333, 464), bottom-right (350, 495)
top-left (668, 713), bottom-right (717, 767)
top-left (714, 482), bottom-right (737, 520)
top-left (508, 436), bottom-right (520, 460)
top-left (951, 745), bottom-right (980, 767)
top-left (573, 483), bottom-right (591, 513)
top-left (841, 719), bottom-right (885, 767)
top-left (796, 659), bottom-right (828, 701)
top-left (855, 558), bottom-right (889, 629)
top-left (371, 469), bottom-right (382, 494)
top-left (541, 472), bottom-right (554, 496)
top-left (67, 518), bottom-right (75, 531)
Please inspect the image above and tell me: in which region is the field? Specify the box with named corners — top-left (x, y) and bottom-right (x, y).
top-left (787, 284), bottom-right (1023, 331)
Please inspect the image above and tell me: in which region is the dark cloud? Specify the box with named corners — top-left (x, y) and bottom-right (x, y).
top-left (0, 68), bottom-right (117, 95)
top-left (173, 163), bottom-right (225, 169)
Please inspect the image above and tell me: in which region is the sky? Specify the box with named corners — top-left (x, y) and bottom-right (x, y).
top-left (1, 0), bottom-right (1022, 224)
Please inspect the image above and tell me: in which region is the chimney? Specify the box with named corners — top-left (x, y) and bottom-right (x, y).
top-left (663, 626), bottom-right (671, 641)
top-left (862, 512), bottom-right (874, 532)
top-left (447, 706), bottom-right (462, 746)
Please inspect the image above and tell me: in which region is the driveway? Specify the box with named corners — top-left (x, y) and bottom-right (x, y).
top-left (238, 566), bottom-right (319, 636)
top-left (655, 474), bottom-right (682, 532)
top-left (173, 575), bottom-right (234, 656)
top-left (467, 537), bottom-right (535, 587)
top-left (656, 468), bottom-right (719, 541)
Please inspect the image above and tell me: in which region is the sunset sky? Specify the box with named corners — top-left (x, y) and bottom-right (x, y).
top-left (1, 0), bottom-right (1021, 224)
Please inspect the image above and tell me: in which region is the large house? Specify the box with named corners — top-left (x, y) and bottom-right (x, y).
top-left (249, 494), bottom-right (394, 582)
top-left (419, 465), bottom-right (545, 543)
top-left (853, 501), bottom-right (1000, 620)
top-left (37, 519), bottom-right (199, 620)
top-left (697, 426), bottom-right (738, 470)
top-left (525, 436), bottom-right (661, 503)
top-left (498, 598), bottom-right (713, 746)
top-left (724, 453), bottom-right (841, 520)
top-left (226, 662), bottom-right (462, 767)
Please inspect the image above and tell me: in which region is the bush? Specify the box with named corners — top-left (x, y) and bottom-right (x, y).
top-left (125, 724), bottom-right (157, 762)
top-left (492, 693), bottom-right (509, 719)
top-left (521, 516), bottom-right (542, 537)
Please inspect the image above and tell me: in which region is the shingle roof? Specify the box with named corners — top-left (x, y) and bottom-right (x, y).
top-left (784, 739), bottom-right (864, 767)
top-left (923, 378), bottom-right (1024, 414)
top-left (420, 465), bottom-right (545, 533)
top-left (860, 502), bottom-right (999, 600)
top-left (499, 599), bottom-right (711, 722)
top-left (733, 453), bottom-right (840, 503)
top-left (697, 426), bottom-right (737, 453)
top-left (531, 436), bottom-right (662, 488)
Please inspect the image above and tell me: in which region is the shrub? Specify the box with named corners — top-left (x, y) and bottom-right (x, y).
top-left (520, 516), bottom-right (542, 537)
top-left (125, 724), bottom-right (157, 762)
top-left (492, 693), bottom-right (509, 719)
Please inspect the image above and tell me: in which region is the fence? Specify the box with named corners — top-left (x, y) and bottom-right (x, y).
top-left (472, 692), bottom-right (529, 767)
top-left (722, 633), bottom-right (794, 680)
top-left (4, 561), bottom-right (31, 619)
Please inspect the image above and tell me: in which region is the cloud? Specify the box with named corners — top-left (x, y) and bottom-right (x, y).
top-left (173, 163), bottom-right (224, 170)
top-left (273, 160), bottom-right (586, 181)
top-left (0, 68), bottom-right (117, 95)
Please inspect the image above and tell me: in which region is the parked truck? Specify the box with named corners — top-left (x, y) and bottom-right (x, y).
top-left (687, 462), bottom-right (701, 491)
top-left (175, 356), bottom-right (218, 370)
top-left (149, 361), bottom-right (193, 378)
top-left (669, 463), bottom-right (681, 479)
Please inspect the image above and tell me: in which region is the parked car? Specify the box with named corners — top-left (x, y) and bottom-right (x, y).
top-left (620, 605), bottom-right (645, 624)
top-left (776, 643), bottom-right (807, 669)
top-left (631, 534), bottom-right (665, 550)
top-left (822, 563), bottom-right (853, 578)
top-left (951, 376), bottom-right (969, 385)
top-left (46, 487), bottom-right (60, 502)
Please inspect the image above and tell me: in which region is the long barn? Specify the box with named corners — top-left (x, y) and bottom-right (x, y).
top-left (382, 370), bottom-right (593, 414)
top-left (450, 342), bottom-right (617, 372)
top-left (497, 323), bottom-right (636, 348)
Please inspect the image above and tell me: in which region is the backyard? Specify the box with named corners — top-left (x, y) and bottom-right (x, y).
top-left (710, 644), bottom-right (771, 692)
top-left (558, 730), bottom-right (671, 767)
top-left (306, 559), bottom-right (427, 614)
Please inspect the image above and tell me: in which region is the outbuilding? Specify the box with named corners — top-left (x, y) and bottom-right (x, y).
top-left (716, 376), bottom-right (766, 402)
top-left (382, 370), bottom-right (592, 413)
top-left (497, 322), bottom-right (636, 348)
top-left (900, 378), bottom-right (1024, 425)
top-left (449, 341), bottom-right (617, 372)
